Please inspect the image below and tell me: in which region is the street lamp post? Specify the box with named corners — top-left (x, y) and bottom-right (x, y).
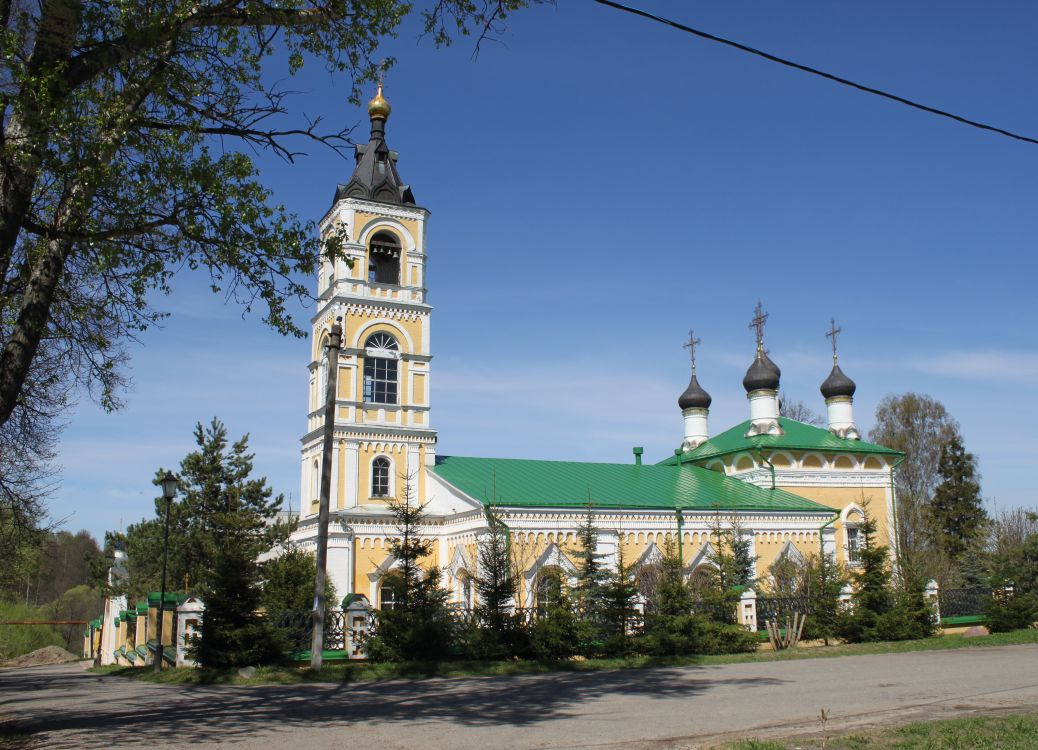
top-left (154, 471), bottom-right (178, 673)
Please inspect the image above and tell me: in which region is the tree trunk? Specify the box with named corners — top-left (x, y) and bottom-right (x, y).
top-left (0, 0), bottom-right (80, 285)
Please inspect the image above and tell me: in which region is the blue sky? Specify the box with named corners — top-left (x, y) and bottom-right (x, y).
top-left (53, 1), bottom-right (1038, 541)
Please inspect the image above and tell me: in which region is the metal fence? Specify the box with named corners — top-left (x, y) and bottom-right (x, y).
top-left (268, 609), bottom-right (347, 651)
top-left (938, 587), bottom-right (992, 619)
top-left (756, 595), bottom-right (812, 624)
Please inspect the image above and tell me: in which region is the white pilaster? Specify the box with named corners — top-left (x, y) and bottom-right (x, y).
top-left (331, 440), bottom-right (340, 510)
top-left (343, 441), bottom-right (359, 508)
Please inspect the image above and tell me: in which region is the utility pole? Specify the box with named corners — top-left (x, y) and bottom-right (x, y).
top-left (311, 317), bottom-right (342, 670)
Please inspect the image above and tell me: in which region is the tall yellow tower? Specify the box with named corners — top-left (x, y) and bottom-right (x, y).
top-left (294, 87), bottom-right (435, 594)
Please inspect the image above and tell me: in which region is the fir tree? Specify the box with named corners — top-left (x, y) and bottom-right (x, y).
top-left (469, 507), bottom-right (524, 659)
top-left (930, 436), bottom-right (986, 565)
top-left (572, 501), bottom-right (610, 627)
top-left (365, 474), bottom-right (454, 662)
top-left (838, 500), bottom-right (934, 642)
top-left (703, 514), bottom-right (757, 623)
top-left (123, 418), bottom-right (288, 600)
top-left (175, 420), bottom-right (285, 668)
top-left (602, 531), bottom-right (639, 656)
top-left (803, 550), bottom-right (847, 644)
top-left (474, 507), bottom-right (515, 632)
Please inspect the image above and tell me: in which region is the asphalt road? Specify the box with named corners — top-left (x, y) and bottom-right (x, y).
top-left (3, 645), bottom-right (1038, 749)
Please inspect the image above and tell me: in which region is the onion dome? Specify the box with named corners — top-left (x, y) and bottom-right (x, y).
top-left (367, 84), bottom-right (391, 119)
top-left (820, 363), bottom-right (856, 399)
top-left (678, 371), bottom-right (712, 410)
top-left (743, 352), bottom-right (781, 392)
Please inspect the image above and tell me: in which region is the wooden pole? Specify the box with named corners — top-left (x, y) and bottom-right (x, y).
top-left (310, 318), bottom-right (342, 671)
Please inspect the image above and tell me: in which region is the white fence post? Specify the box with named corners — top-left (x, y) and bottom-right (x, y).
top-left (925, 579), bottom-right (940, 625)
top-left (739, 588), bottom-right (758, 632)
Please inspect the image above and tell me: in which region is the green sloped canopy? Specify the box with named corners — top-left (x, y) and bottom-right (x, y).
top-left (659, 417), bottom-right (902, 465)
top-left (429, 455), bottom-right (830, 514)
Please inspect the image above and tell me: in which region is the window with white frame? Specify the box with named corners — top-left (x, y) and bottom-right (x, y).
top-left (363, 333), bottom-right (399, 404)
top-left (371, 457), bottom-right (391, 498)
top-left (846, 525), bottom-right (862, 566)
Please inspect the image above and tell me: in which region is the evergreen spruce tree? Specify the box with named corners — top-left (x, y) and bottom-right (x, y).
top-left (572, 501), bottom-right (610, 624)
top-left (123, 418), bottom-right (288, 600)
top-left (838, 500), bottom-right (934, 642)
top-left (930, 436), bottom-right (986, 566)
top-left (803, 550), bottom-right (847, 644)
top-left (178, 420), bottom-right (285, 668)
top-left (602, 532), bottom-right (639, 656)
top-left (365, 474), bottom-right (453, 662)
top-left (470, 507), bottom-right (522, 659)
top-left (475, 507), bottom-right (515, 631)
top-left (704, 514), bottom-right (757, 623)
top-left (640, 537), bottom-right (695, 655)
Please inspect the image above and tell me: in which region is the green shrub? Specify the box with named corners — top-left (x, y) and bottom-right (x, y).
top-left (985, 593), bottom-right (1038, 633)
top-left (530, 604), bottom-right (591, 661)
top-left (639, 613), bottom-right (757, 656)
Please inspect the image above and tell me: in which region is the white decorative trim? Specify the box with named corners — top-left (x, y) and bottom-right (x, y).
top-left (688, 542), bottom-right (717, 570)
top-left (775, 539), bottom-right (805, 565)
top-left (356, 218), bottom-right (418, 253)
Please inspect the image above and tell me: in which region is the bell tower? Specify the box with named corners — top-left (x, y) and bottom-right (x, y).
top-left (299, 85), bottom-right (436, 528)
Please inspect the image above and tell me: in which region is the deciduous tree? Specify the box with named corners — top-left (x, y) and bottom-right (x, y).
top-left (869, 393), bottom-right (961, 580)
top-left (0, 0), bottom-right (537, 433)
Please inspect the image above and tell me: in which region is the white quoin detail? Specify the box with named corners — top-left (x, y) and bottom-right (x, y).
top-left (825, 395), bottom-right (860, 440)
top-left (745, 389), bottom-right (783, 437)
top-left (682, 407), bottom-right (709, 450)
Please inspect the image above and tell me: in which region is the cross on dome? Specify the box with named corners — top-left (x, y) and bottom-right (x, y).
top-left (683, 329), bottom-right (701, 372)
top-left (748, 300), bottom-right (769, 354)
top-left (826, 317), bottom-right (842, 363)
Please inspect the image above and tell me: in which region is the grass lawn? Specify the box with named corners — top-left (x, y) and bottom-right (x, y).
top-left (89, 627), bottom-right (1038, 686)
top-left (726, 711), bottom-right (1038, 749)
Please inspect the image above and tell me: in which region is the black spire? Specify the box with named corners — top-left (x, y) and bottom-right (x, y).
top-left (334, 86), bottom-right (415, 206)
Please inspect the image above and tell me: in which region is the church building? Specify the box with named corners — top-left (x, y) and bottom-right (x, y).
top-left (289, 87), bottom-right (903, 611)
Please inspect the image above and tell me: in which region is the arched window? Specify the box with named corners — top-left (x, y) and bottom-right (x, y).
top-left (367, 231), bottom-right (401, 285)
top-left (460, 574), bottom-right (473, 611)
top-left (371, 457), bottom-right (391, 498)
top-left (311, 459), bottom-right (319, 503)
top-left (535, 566), bottom-right (564, 613)
top-left (363, 333), bottom-right (399, 404)
top-left (379, 572), bottom-right (403, 611)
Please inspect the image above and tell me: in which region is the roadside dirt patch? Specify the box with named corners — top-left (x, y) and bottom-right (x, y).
top-left (1, 646), bottom-right (80, 669)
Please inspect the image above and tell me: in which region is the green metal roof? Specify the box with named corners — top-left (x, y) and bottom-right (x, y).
top-left (429, 455), bottom-right (830, 514)
top-left (659, 417), bottom-right (902, 465)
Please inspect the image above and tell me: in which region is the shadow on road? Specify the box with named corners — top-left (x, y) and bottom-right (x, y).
top-left (0, 664), bottom-right (786, 747)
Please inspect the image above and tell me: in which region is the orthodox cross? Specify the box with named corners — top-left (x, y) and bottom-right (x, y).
top-left (826, 318), bottom-right (842, 363)
top-left (683, 329), bottom-right (701, 373)
top-left (748, 300), bottom-right (768, 354)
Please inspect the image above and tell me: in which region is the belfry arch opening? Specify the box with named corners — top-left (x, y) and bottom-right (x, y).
top-left (368, 231), bottom-right (401, 285)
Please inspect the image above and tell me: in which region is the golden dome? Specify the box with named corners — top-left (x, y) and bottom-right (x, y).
top-left (367, 85), bottom-right (391, 119)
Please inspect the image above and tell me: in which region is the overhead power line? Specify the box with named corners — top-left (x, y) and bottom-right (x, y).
top-left (592, 0), bottom-right (1038, 147)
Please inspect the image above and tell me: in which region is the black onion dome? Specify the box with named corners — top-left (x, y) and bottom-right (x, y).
top-left (678, 371), bottom-right (712, 410)
top-left (820, 363), bottom-right (856, 399)
top-left (743, 352), bottom-right (781, 392)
